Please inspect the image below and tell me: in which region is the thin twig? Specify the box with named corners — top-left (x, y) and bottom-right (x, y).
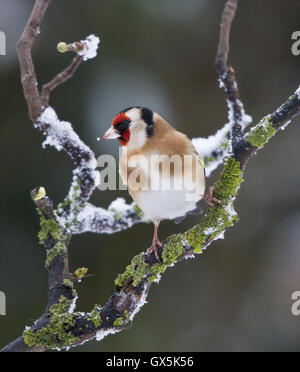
top-left (41, 55), bottom-right (83, 107)
top-left (216, 0), bottom-right (244, 151)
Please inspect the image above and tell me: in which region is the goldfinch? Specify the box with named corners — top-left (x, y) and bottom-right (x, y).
top-left (101, 107), bottom-right (219, 260)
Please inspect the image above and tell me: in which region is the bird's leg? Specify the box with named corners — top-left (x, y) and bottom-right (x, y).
top-left (204, 186), bottom-right (222, 207)
top-left (146, 220), bottom-right (163, 261)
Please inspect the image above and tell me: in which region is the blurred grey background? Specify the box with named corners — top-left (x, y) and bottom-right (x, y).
top-left (0, 0), bottom-right (300, 352)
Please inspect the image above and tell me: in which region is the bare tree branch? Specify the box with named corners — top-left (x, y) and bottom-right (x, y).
top-left (41, 55), bottom-right (83, 107)
top-left (192, 0), bottom-right (252, 177)
top-left (17, 0), bottom-right (51, 121)
top-left (216, 0), bottom-right (245, 151)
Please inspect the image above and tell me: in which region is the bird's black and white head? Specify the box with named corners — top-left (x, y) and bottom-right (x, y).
top-left (101, 107), bottom-right (154, 149)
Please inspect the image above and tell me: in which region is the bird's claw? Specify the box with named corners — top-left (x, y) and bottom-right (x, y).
top-left (204, 186), bottom-right (222, 207)
top-left (146, 239), bottom-right (163, 261)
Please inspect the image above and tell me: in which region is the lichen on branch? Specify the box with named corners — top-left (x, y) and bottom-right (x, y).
top-left (24, 296), bottom-right (79, 349)
top-left (247, 115), bottom-right (276, 148)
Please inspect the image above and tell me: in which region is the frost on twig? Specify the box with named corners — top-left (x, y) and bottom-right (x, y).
top-left (36, 107), bottom-right (100, 227)
top-left (57, 34), bottom-right (100, 61)
top-left (192, 108), bottom-right (251, 177)
top-left (77, 34), bottom-right (100, 61)
top-left (72, 198), bottom-right (146, 235)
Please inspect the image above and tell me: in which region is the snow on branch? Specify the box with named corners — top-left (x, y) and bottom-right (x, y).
top-left (192, 111), bottom-right (252, 177)
top-left (34, 106), bottom-right (100, 231)
top-left (216, 0), bottom-right (246, 154)
top-left (77, 34), bottom-right (100, 61)
top-left (57, 34), bottom-right (100, 61)
top-left (72, 199), bottom-right (146, 235)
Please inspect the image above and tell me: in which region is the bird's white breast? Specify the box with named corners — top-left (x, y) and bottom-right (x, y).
top-left (135, 188), bottom-right (202, 221)
top-left (131, 153), bottom-right (205, 221)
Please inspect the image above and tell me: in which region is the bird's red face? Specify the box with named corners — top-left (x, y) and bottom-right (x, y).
top-left (100, 112), bottom-right (131, 146)
top-left (112, 113), bottom-right (131, 146)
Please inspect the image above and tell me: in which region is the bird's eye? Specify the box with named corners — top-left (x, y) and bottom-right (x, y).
top-left (115, 120), bottom-right (131, 133)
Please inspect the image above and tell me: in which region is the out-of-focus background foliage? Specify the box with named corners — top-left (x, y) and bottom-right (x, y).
top-left (0, 0), bottom-right (300, 352)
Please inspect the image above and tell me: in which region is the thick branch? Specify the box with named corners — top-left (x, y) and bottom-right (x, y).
top-left (17, 0), bottom-right (51, 121)
top-left (1, 189), bottom-right (77, 353)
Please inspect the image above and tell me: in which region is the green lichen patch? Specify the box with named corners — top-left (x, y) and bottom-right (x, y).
top-left (247, 116), bottom-right (276, 148)
top-left (148, 263), bottom-right (166, 283)
top-left (114, 235), bottom-right (187, 288)
top-left (24, 296), bottom-right (78, 349)
top-left (63, 279), bottom-right (77, 299)
top-left (162, 234), bottom-right (185, 266)
top-left (87, 306), bottom-right (102, 328)
top-left (36, 200), bottom-right (69, 269)
top-left (113, 317), bottom-right (124, 327)
top-left (185, 204), bottom-right (239, 254)
top-left (184, 158), bottom-right (242, 253)
top-left (213, 157), bottom-right (243, 202)
top-left (38, 209), bottom-right (66, 246)
top-left (45, 242), bottom-right (67, 269)
top-left (115, 253), bottom-right (149, 287)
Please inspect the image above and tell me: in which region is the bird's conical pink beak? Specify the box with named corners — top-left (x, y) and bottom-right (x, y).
top-left (98, 126), bottom-right (119, 141)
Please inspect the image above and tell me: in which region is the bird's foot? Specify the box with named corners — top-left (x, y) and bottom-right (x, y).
top-left (204, 186), bottom-right (222, 207)
top-left (146, 238), bottom-right (163, 261)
